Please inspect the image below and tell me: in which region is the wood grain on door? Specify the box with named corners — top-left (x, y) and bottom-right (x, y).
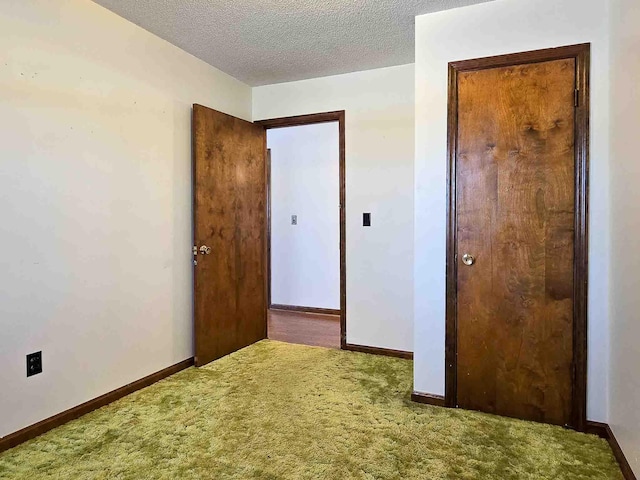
top-left (455, 59), bottom-right (577, 426)
top-left (193, 104), bottom-right (267, 367)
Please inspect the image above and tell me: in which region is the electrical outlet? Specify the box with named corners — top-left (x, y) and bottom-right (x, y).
top-left (27, 351), bottom-right (42, 377)
top-left (291, 215), bottom-right (297, 225)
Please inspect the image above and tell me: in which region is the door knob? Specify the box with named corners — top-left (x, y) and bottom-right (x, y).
top-left (462, 253), bottom-right (475, 266)
top-left (199, 245), bottom-right (211, 255)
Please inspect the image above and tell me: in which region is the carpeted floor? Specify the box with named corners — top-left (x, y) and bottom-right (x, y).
top-left (0, 340), bottom-right (622, 479)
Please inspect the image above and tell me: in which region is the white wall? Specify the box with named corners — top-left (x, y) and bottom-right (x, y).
top-left (414, 0), bottom-right (610, 422)
top-left (609, 0), bottom-right (640, 474)
top-left (268, 123), bottom-right (340, 310)
top-left (0, 0), bottom-right (251, 438)
top-left (254, 65), bottom-right (415, 352)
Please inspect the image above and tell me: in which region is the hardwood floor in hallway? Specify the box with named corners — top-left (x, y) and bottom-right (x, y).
top-left (267, 308), bottom-right (340, 349)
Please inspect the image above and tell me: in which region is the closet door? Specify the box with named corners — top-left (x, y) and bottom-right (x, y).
top-left (449, 46), bottom-right (589, 428)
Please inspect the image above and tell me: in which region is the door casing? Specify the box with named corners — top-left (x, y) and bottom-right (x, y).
top-left (444, 43), bottom-right (590, 431)
top-left (256, 112), bottom-right (347, 348)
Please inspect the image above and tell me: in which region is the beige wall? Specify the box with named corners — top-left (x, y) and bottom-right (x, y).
top-left (609, 0), bottom-right (640, 474)
top-left (254, 65), bottom-right (415, 352)
top-left (4, 3), bottom-right (638, 473)
top-left (0, 0), bottom-right (252, 437)
top-left (268, 123), bottom-right (341, 310)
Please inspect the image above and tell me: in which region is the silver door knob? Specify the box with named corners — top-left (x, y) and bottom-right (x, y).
top-left (199, 245), bottom-right (211, 255)
top-left (462, 253), bottom-right (475, 266)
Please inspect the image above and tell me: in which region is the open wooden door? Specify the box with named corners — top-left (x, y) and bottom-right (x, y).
top-left (193, 104), bottom-right (267, 367)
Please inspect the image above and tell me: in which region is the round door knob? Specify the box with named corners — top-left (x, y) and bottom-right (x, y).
top-left (199, 245), bottom-right (211, 255)
top-left (462, 253), bottom-right (475, 266)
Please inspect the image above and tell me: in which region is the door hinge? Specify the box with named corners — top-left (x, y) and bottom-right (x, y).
top-left (574, 89), bottom-right (579, 107)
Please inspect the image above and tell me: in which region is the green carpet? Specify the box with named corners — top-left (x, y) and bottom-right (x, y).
top-left (0, 340), bottom-right (622, 479)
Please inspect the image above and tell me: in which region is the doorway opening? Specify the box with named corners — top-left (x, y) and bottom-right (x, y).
top-left (257, 112), bottom-right (346, 350)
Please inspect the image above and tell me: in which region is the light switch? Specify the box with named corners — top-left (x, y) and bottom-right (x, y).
top-left (363, 213), bottom-right (371, 227)
top-left (291, 215), bottom-right (297, 225)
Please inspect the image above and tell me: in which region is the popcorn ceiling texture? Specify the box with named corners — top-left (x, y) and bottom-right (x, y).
top-left (92, 0), bottom-right (492, 86)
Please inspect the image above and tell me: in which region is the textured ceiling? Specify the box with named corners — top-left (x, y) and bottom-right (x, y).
top-left (92, 0), bottom-right (492, 86)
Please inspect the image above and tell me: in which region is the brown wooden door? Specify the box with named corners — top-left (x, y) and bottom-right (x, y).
top-left (454, 59), bottom-right (578, 426)
top-left (193, 104), bottom-right (266, 367)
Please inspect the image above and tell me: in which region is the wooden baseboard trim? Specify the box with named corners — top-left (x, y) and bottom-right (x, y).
top-left (585, 420), bottom-right (609, 439)
top-left (0, 357), bottom-right (194, 453)
top-left (411, 391), bottom-right (446, 407)
top-left (585, 421), bottom-right (637, 480)
top-left (342, 343), bottom-right (413, 360)
top-left (270, 304), bottom-right (341, 316)
top-left (605, 424), bottom-right (637, 480)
